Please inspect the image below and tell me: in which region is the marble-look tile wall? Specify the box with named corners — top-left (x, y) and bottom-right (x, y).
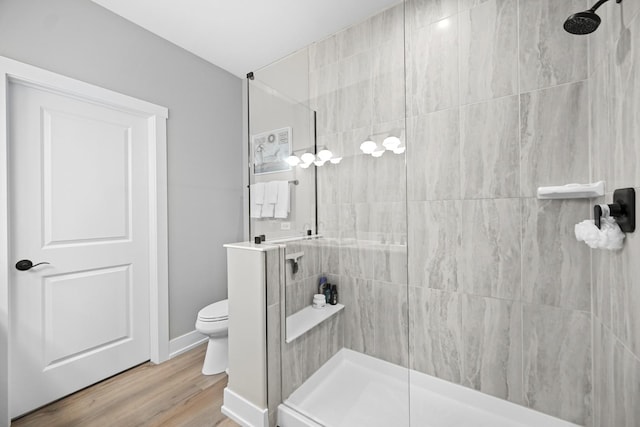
top-left (403, 0), bottom-right (596, 424)
top-left (402, 0), bottom-right (596, 424)
top-left (309, 0), bottom-right (595, 425)
top-left (310, 2), bottom-right (410, 370)
top-left (590, 2), bottom-right (640, 426)
top-left (257, 0), bottom-right (640, 424)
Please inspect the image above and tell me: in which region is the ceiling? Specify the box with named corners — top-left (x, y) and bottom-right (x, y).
top-left (91, 0), bottom-right (400, 78)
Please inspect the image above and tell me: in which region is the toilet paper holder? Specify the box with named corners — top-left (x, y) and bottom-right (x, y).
top-left (594, 188), bottom-right (635, 232)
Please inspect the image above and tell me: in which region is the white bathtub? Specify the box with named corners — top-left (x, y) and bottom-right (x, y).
top-left (278, 349), bottom-right (581, 427)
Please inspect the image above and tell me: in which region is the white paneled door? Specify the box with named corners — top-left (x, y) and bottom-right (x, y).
top-left (9, 81), bottom-right (151, 418)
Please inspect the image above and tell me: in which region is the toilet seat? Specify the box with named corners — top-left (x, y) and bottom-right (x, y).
top-left (197, 299), bottom-right (228, 322)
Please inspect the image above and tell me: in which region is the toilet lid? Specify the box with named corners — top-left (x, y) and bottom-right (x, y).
top-left (198, 299), bottom-right (228, 321)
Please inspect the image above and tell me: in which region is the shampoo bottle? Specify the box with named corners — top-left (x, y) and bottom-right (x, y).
top-left (318, 276), bottom-right (327, 294)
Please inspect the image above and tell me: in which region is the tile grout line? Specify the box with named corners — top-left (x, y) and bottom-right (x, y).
top-left (602, 320), bottom-right (640, 365)
top-left (455, 0), bottom-right (466, 387)
top-left (515, 0), bottom-right (526, 409)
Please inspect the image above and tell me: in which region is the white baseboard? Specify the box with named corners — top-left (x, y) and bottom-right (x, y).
top-left (169, 329), bottom-right (208, 359)
top-left (222, 387), bottom-right (268, 427)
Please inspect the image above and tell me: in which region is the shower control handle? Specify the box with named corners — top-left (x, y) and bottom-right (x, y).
top-left (15, 259), bottom-right (50, 271)
top-left (593, 188), bottom-right (636, 232)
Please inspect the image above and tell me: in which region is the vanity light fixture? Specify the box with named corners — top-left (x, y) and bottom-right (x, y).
top-left (382, 136), bottom-right (401, 150)
top-left (300, 152), bottom-right (316, 164)
top-left (288, 146), bottom-right (341, 168)
top-left (285, 155), bottom-right (301, 166)
top-left (317, 149), bottom-right (333, 161)
top-left (360, 140), bottom-right (377, 154)
top-left (361, 130), bottom-right (406, 158)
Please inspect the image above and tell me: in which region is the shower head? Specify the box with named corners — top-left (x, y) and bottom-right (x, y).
top-left (564, 10), bottom-right (601, 35)
top-left (563, 0), bottom-right (622, 35)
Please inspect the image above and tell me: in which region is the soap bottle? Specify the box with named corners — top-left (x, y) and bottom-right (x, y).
top-left (330, 284), bottom-right (338, 305)
top-left (318, 276), bottom-right (327, 294)
top-left (324, 283), bottom-right (332, 303)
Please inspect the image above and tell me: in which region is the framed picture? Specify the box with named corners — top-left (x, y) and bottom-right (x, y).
top-left (252, 127), bottom-right (292, 175)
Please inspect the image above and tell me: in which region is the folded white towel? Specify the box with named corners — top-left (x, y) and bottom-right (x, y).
top-left (274, 180), bottom-right (289, 219)
top-left (261, 204), bottom-right (275, 217)
top-left (250, 183), bottom-right (265, 219)
top-left (252, 182), bottom-right (265, 204)
top-left (261, 181), bottom-right (279, 218)
top-left (265, 181), bottom-right (278, 204)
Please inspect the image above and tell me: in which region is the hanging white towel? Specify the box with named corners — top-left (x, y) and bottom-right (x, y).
top-left (261, 181), bottom-right (279, 218)
top-left (250, 182), bottom-right (265, 218)
top-left (274, 180), bottom-right (290, 219)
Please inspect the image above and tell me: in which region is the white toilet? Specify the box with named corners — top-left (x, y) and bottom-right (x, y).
top-left (195, 299), bottom-right (229, 375)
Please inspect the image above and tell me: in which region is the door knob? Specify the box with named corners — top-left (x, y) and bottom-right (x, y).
top-left (15, 259), bottom-right (50, 271)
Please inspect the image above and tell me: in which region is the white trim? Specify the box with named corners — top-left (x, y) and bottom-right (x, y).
top-left (0, 55), bottom-right (169, 426)
top-left (0, 60), bottom-right (9, 427)
top-left (222, 387), bottom-right (269, 427)
top-left (169, 330), bottom-right (208, 359)
top-left (147, 113), bottom-right (170, 364)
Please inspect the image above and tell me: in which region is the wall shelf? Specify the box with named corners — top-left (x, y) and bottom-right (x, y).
top-left (537, 181), bottom-right (604, 199)
top-left (285, 304), bottom-right (344, 343)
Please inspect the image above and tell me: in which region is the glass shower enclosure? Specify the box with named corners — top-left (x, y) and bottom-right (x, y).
top-left (245, 0), bottom-right (603, 425)
top-left (246, 2), bottom-right (409, 425)
top-left (247, 78), bottom-right (317, 240)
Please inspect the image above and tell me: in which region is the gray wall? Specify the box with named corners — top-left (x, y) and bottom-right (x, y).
top-left (0, 0), bottom-right (244, 340)
top-left (590, 1), bottom-right (640, 426)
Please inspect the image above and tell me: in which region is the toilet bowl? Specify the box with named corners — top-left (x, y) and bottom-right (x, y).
top-left (195, 299), bottom-right (228, 375)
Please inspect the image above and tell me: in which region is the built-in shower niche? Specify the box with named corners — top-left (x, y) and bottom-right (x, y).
top-left (285, 303), bottom-right (344, 343)
top-left (283, 239), bottom-right (344, 343)
top-left (278, 236), bottom-right (411, 396)
top-left (277, 238), bottom-right (342, 398)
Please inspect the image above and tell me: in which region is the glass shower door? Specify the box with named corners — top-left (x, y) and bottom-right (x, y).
top-left (274, 2), bottom-right (410, 426)
top-left (247, 77), bottom-right (317, 242)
